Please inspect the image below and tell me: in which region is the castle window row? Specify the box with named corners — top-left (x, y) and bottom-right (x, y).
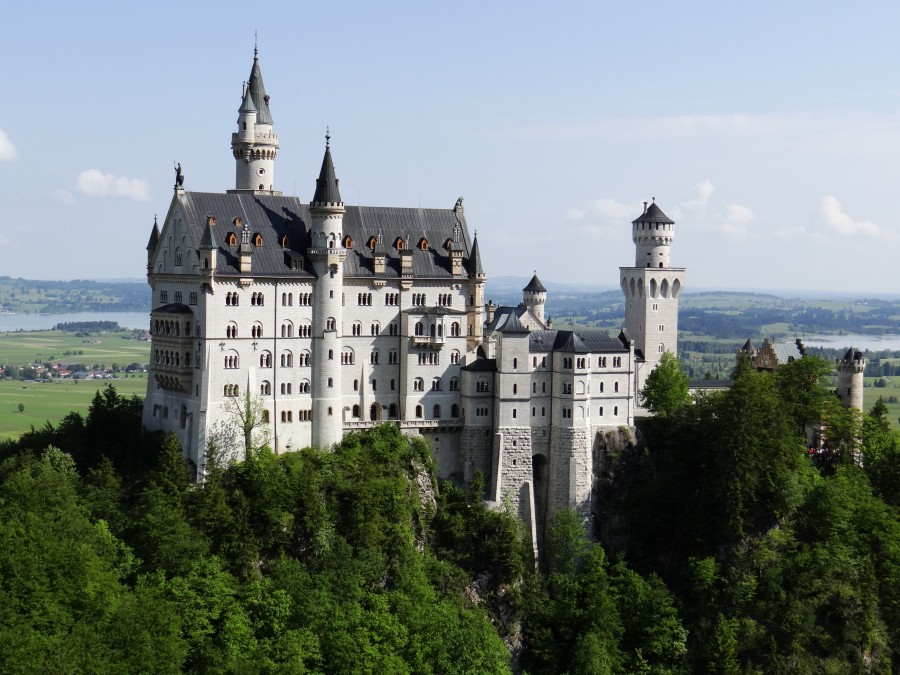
top-left (153, 319), bottom-right (192, 337)
top-left (281, 292), bottom-right (313, 306)
top-left (155, 349), bottom-right (191, 367)
top-left (357, 292), bottom-right (373, 306)
top-left (385, 293), bottom-right (399, 306)
top-left (225, 292), bottom-right (239, 306)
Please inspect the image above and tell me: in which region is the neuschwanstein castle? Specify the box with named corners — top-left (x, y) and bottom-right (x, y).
top-left (142, 51), bottom-right (685, 539)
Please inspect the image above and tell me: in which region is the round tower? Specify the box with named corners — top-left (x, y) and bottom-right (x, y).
top-left (620, 198), bottom-right (685, 401)
top-left (309, 132), bottom-right (347, 448)
top-left (633, 198), bottom-right (675, 268)
top-left (836, 347), bottom-right (866, 411)
top-left (522, 272), bottom-right (547, 326)
top-left (230, 48), bottom-right (279, 193)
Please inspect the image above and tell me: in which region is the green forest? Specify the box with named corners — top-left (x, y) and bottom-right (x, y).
top-left (2, 354), bottom-right (900, 673)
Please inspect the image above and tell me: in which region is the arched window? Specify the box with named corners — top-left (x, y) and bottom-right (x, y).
top-left (433, 404), bottom-right (441, 419)
top-left (414, 378), bottom-right (424, 391)
top-left (299, 379), bottom-right (310, 393)
top-left (415, 322), bottom-right (424, 336)
top-left (226, 322), bottom-right (238, 339)
top-left (281, 351), bottom-right (293, 367)
top-left (251, 322), bottom-right (263, 338)
top-left (415, 405), bottom-right (423, 419)
top-left (389, 403), bottom-right (398, 418)
top-left (259, 351), bottom-right (272, 368)
top-left (451, 322), bottom-right (460, 337)
top-left (451, 404), bottom-right (459, 418)
top-left (352, 404), bottom-right (360, 418)
top-left (449, 377), bottom-right (459, 391)
top-left (281, 321), bottom-right (293, 338)
top-left (260, 381), bottom-right (271, 396)
top-left (432, 377), bottom-right (441, 391)
top-left (342, 349), bottom-right (355, 365)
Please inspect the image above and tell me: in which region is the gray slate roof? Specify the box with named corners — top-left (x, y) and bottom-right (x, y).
top-left (523, 273), bottom-right (547, 293)
top-left (312, 144), bottom-right (341, 206)
top-left (239, 86), bottom-right (257, 113)
top-left (529, 328), bottom-right (629, 354)
top-left (484, 305), bottom-right (541, 332)
top-left (632, 201), bottom-right (674, 225)
top-left (247, 51), bottom-right (273, 125)
top-left (171, 191), bottom-right (477, 280)
top-left (771, 341), bottom-right (804, 364)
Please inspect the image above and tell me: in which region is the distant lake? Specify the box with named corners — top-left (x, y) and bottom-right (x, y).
top-left (0, 311), bottom-right (149, 332)
top-left (801, 334), bottom-right (900, 352)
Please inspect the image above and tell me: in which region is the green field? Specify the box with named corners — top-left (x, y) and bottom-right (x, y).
top-left (0, 329), bottom-right (150, 369)
top-left (0, 328), bottom-right (151, 441)
top-left (0, 377), bottom-right (148, 441)
top-left (864, 377), bottom-right (900, 431)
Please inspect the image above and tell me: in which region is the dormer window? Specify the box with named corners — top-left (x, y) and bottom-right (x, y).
top-left (280, 234), bottom-right (289, 248)
top-left (418, 237), bottom-right (428, 251)
top-left (343, 235), bottom-right (353, 248)
top-left (226, 232), bottom-right (237, 246)
top-left (253, 233), bottom-right (263, 247)
top-left (367, 235), bottom-right (377, 250)
top-left (394, 237), bottom-right (404, 251)
top-left (233, 217), bottom-right (243, 228)
top-left (443, 238), bottom-right (453, 250)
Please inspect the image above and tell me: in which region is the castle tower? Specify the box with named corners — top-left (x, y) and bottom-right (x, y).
top-left (467, 231), bottom-right (486, 353)
top-left (309, 132), bottom-right (347, 448)
top-left (230, 48), bottom-right (280, 194)
top-left (620, 199), bottom-right (685, 398)
top-left (836, 347), bottom-right (866, 411)
top-left (522, 272), bottom-right (547, 326)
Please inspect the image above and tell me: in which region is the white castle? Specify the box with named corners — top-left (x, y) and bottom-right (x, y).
top-left (142, 51), bottom-right (685, 541)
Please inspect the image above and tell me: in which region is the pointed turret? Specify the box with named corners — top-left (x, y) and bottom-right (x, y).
top-left (146, 216), bottom-right (160, 252)
top-left (230, 48), bottom-right (279, 194)
top-left (247, 47), bottom-right (273, 125)
top-left (468, 233), bottom-right (484, 278)
top-left (146, 216), bottom-right (160, 273)
top-left (199, 216), bottom-right (218, 275)
top-left (312, 132), bottom-right (342, 207)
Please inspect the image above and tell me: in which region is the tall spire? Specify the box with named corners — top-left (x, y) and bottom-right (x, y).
top-left (312, 129), bottom-right (342, 206)
top-left (468, 232), bottom-right (484, 277)
top-left (247, 48), bottom-right (272, 124)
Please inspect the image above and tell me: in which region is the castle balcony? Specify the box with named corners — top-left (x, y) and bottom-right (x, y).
top-left (307, 248), bottom-right (347, 267)
top-left (343, 419), bottom-right (463, 430)
top-left (412, 336), bottom-right (444, 349)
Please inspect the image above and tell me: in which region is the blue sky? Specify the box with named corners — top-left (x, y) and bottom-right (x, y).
top-left (2, 1), bottom-right (899, 294)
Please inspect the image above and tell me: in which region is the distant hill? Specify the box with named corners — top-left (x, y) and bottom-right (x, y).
top-left (0, 277), bottom-right (149, 314)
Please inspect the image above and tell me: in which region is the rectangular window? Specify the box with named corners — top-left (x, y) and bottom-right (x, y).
top-left (174, 291), bottom-right (182, 304)
top-left (189, 291), bottom-right (198, 305)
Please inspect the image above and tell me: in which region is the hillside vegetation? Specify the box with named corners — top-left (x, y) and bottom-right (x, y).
top-left (1, 362), bottom-right (899, 672)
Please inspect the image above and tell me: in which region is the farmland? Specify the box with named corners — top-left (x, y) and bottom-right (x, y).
top-left (0, 327), bottom-right (151, 440)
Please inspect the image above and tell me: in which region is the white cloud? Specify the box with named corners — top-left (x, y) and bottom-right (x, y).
top-left (565, 197), bottom-right (640, 237)
top-left (717, 204), bottom-right (754, 240)
top-left (53, 190), bottom-right (75, 205)
top-left (0, 128), bottom-right (17, 161)
top-left (815, 195), bottom-right (884, 237)
top-left (76, 169), bottom-right (150, 202)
